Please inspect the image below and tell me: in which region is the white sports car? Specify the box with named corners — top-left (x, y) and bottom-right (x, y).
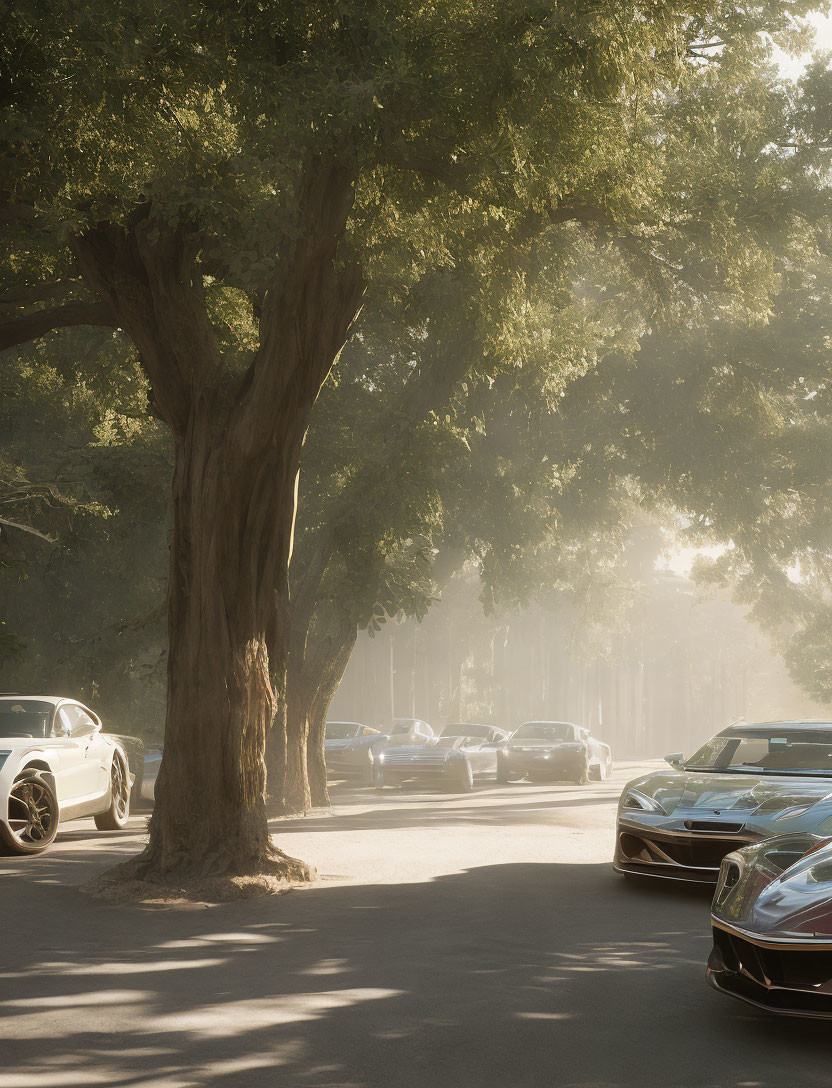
top-left (0, 694), bottom-right (132, 855)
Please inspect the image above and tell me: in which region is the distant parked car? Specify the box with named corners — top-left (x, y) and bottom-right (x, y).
top-left (324, 721), bottom-right (384, 784)
top-left (0, 695), bottom-right (132, 855)
top-left (708, 833), bottom-right (832, 1018)
top-left (141, 748), bottom-right (162, 803)
top-left (497, 721), bottom-right (612, 785)
top-left (388, 718), bottom-right (435, 746)
top-left (377, 723), bottom-right (510, 792)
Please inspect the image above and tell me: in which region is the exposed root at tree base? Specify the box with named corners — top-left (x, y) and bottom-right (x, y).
top-left (82, 850), bottom-right (315, 906)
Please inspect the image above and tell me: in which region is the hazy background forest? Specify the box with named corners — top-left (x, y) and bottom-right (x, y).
top-left (3, 333), bottom-right (829, 760)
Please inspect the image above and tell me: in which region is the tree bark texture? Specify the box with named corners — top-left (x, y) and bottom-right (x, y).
top-left (67, 159), bottom-right (363, 882)
top-left (274, 601), bottom-right (357, 814)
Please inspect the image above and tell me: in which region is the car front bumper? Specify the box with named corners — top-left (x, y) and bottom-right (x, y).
top-left (380, 759), bottom-right (455, 783)
top-left (707, 922), bottom-right (832, 1018)
top-left (614, 817), bottom-right (757, 884)
top-left (324, 749), bottom-right (375, 777)
top-left (501, 750), bottom-right (583, 779)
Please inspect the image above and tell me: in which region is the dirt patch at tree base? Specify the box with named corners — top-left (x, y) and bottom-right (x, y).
top-left (81, 852), bottom-right (316, 907)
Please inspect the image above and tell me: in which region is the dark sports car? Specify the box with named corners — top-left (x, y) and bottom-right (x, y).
top-left (377, 723), bottom-right (509, 792)
top-left (324, 721), bottom-right (384, 784)
top-left (140, 748), bottom-right (162, 802)
top-left (497, 721), bottom-right (612, 785)
top-left (707, 834), bottom-right (832, 1018)
top-left (615, 719), bottom-right (832, 884)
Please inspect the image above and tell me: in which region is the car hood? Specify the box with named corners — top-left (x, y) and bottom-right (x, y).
top-left (626, 769), bottom-right (832, 817)
top-left (507, 739), bottom-right (577, 751)
top-left (324, 736), bottom-right (377, 751)
top-left (0, 735), bottom-right (53, 750)
top-left (713, 836), bottom-right (832, 940)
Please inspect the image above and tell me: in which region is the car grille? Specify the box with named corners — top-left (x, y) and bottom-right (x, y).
top-left (683, 821), bottom-right (745, 834)
top-left (619, 830), bottom-right (750, 871)
top-left (712, 927), bottom-right (832, 1014)
top-left (383, 750), bottom-right (448, 766)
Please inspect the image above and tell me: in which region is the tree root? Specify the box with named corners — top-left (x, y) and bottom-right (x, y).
top-left (81, 845), bottom-right (315, 906)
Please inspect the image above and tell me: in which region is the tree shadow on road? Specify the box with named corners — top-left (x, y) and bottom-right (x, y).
top-left (0, 856), bottom-right (830, 1088)
top-left (272, 785), bottom-right (620, 834)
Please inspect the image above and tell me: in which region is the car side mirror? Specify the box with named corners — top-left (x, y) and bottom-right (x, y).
top-left (665, 753), bottom-right (684, 770)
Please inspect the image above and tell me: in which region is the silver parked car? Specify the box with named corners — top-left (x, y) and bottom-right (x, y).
top-left (615, 719), bottom-right (832, 884)
top-left (377, 723), bottom-right (510, 792)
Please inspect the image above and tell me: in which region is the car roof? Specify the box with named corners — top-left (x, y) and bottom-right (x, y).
top-left (443, 722), bottom-right (507, 733)
top-left (444, 722), bottom-right (496, 729)
top-left (723, 719), bottom-right (832, 733)
top-left (0, 695), bottom-right (63, 705)
top-left (518, 720), bottom-right (580, 727)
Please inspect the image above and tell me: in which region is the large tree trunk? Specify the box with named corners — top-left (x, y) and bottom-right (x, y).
top-left (70, 159), bottom-right (363, 895)
top-left (142, 416), bottom-right (305, 877)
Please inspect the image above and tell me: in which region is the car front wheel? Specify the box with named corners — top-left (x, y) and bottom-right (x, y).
top-left (449, 758), bottom-right (474, 793)
top-left (0, 771), bottom-right (60, 855)
top-left (94, 756), bottom-right (131, 831)
top-left (575, 754), bottom-right (590, 785)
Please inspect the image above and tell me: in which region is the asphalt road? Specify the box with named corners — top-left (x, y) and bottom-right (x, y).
top-left (1, 760), bottom-right (831, 1088)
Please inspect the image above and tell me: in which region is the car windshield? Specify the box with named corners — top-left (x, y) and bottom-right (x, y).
top-left (513, 723), bottom-right (576, 741)
top-left (441, 725), bottom-right (493, 740)
top-left (325, 722), bottom-right (362, 739)
top-left (0, 699), bottom-right (53, 739)
top-left (685, 727), bottom-right (832, 776)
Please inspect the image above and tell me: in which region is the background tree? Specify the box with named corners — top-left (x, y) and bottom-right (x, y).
top-left (279, 25), bottom-right (832, 812)
top-left (0, 328), bottom-right (169, 727)
top-left (7, 0), bottom-right (774, 891)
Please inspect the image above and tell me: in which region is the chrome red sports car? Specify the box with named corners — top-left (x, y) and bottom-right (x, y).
top-left (707, 833), bottom-right (832, 1018)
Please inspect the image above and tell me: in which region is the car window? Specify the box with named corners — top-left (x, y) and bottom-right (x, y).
top-left (72, 708), bottom-right (97, 736)
top-left (58, 705), bottom-right (97, 738)
top-left (513, 723), bottom-right (576, 741)
top-left (0, 700), bottom-right (52, 739)
top-left (325, 722), bottom-right (362, 739)
top-left (685, 730), bottom-right (832, 775)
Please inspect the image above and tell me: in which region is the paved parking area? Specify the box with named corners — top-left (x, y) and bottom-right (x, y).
top-left (0, 761), bottom-right (829, 1087)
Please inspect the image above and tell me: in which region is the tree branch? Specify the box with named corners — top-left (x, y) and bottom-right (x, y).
top-left (0, 280), bottom-right (81, 307)
top-left (0, 517), bottom-right (56, 544)
top-left (0, 300), bottom-right (116, 352)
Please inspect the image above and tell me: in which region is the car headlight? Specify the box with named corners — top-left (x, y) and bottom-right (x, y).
top-left (622, 789), bottom-right (667, 815)
top-left (0, 751), bottom-right (11, 774)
